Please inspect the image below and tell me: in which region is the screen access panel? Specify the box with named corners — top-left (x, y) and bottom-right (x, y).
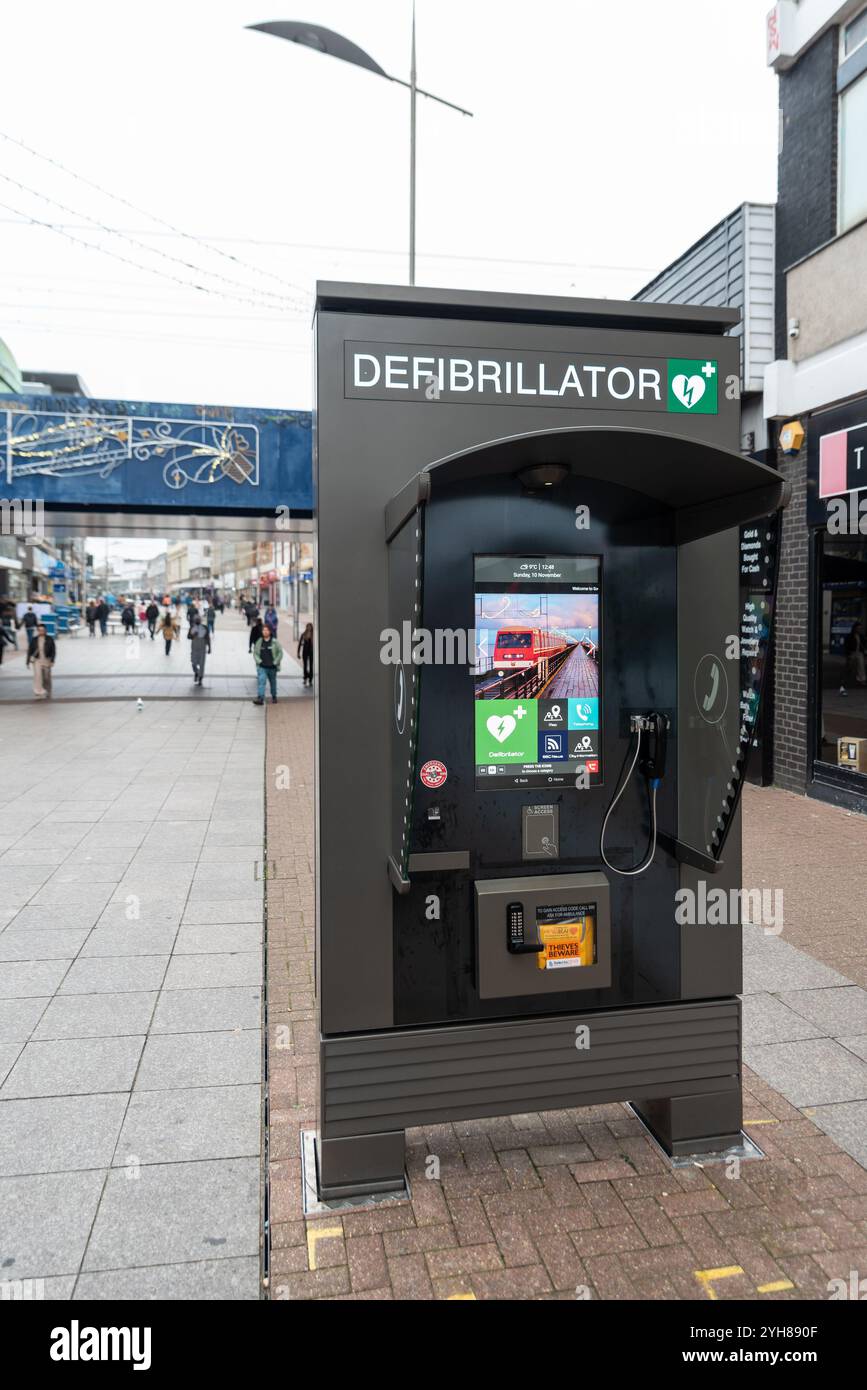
top-left (474, 555), bottom-right (603, 790)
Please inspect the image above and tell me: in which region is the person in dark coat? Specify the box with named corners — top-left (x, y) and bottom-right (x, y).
top-left (297, 622), bottom-right (314, 687)
top-left (145, 600), bottom-right (159, 639)
top-left (0, 622), bottom-right (14, 665)
top-left (27, 623), bottom-right (56, 699)
top-left (18, 605), bottom-right (38, 644)
top-left (248, 615), bottom-right (264, 653)
top-left (188, 618), bottom-right (211, 685)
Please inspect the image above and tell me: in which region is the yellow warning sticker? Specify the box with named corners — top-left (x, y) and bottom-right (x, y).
top-left (536, 909), bottom-right (594, 970)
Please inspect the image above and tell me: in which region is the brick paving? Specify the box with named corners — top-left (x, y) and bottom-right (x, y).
top-left (265, 701), bottom-right (867, 1301)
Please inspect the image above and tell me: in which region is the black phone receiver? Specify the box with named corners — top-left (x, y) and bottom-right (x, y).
top-left (638, 712), bottom-right (669, 783)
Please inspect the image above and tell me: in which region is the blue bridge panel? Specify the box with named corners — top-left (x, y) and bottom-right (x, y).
top-left (0, 393), bottom-right (312, 513)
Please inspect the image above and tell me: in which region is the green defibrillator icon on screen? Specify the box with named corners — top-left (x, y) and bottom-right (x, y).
top-left (667, 358), bottom-right (718, 414)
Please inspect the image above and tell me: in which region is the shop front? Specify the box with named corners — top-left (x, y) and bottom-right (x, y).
top-left (809, 396), bottom-right (867, 808)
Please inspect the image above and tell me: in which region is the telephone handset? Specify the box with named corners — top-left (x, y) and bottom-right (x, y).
top-left (703, 661), bottom-right (720, 713)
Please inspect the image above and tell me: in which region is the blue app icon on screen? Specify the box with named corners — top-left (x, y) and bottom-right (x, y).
top-left (538, 731), bottom-right (567, 761)
top-left (568, 698), bottom-right (599, 730)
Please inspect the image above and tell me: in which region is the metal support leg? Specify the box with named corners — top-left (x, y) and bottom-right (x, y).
top-left (631, 1085), bottom-right (743, 1159)
top-left (316, 1130), bottom-right (406, 1201)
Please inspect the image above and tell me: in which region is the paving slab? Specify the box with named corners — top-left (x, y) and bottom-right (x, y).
top-left (182, 898), bottom-right (263, 925)
top-left (82, 1157), bottom-right (259, 1271)
top-left (0, 930), bottom-right (91, 961)
top-left (80, 925), bottom-right (180, 958)
top-left (4, 905), bottom-right (105, 932)
top-left (72, 1257), bottom-right (260, 1301)
top-left (150, 986), bottom-right (261, 1035)
top-left (0, 1042), bottom-right (23, 1085)
top-left (741, 934), bottom-right (851, 994)
top-left (33, 991), bottom-right (157, 1040)
top-left (59, 956), bottom-right (169, 995)
top-left (742, 991), bottom-right (825, 1045)
top-left (173, 923), bottom-right (262, 955)
top-left (808, 1100), bottom-right (867, 1167)
top-left (0, 997), bottom-right (50, 1043)
top-left (163, 952), bottom-right (262, 990)
top-left (1, 1035), bottom-right (145, 1098)
top-left (777, 985), bottom-right (867, 1036)
top-left (0, 1170), bottom-right (107, 1279)
top-left (0, 1094), bottom-right (128, 1175)
top-left (135, 1030), bottom-right (261, 1090)
top-left (114, 1084), bottom-right (260, 1164)
top-left (744, 1037), bottom-right (867, 1106)
top-left (0, 960), bottom-right (72, 998)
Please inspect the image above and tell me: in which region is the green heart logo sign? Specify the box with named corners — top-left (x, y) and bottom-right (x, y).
top-left (667, 358), bottom-right (718, 414)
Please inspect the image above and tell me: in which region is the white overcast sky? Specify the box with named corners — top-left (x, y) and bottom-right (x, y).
top-left (0, 0), bottom-right (778, 412)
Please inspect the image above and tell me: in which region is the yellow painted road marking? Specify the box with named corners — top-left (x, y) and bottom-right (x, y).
top-left (447, 1292), bottom-right (476, 1300)
top-left (695, 1265), bottom-right (745, 1300)
top-left (757, 1279), bottom-right (795, 1294)
top-left (743, 1118), bottom-right (779, 1125)
top-left (307, 1224), bottom-right (343, 1270)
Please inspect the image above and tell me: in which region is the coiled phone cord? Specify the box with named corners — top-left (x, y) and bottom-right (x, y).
top-left (599, 729), bottom-right (659, 877)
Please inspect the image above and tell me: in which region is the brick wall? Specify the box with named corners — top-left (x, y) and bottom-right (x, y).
top-left (772, 441), bottom-right (810, 792)
top-left (775, 28), bottom-right (838, 357)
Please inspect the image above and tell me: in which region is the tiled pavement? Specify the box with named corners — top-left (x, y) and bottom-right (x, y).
top-left (0, 697), bottom-right (268, 1298)
top-left (0, 608), bottom-right (307, 701)
top-left (2, 689), bottom-right (865, 1301)
top-left (266, 701), bottom-right (867, 1301)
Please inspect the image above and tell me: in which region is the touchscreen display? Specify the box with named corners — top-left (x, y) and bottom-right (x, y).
top-left (474, 556), bottom-right (602, 789)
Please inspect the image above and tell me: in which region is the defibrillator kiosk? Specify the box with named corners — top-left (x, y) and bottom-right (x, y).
top-left (312, 283), bottom-right (786, 1200)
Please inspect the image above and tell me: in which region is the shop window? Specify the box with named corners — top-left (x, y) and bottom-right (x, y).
top-left (839, 6), bottom-right (867, 233)
top-left (840, 72), bottom-right (867, 232)
top-left (843, 6), bottom-right (867, 58)
top-left (817, 533), bottom-right (867, 773)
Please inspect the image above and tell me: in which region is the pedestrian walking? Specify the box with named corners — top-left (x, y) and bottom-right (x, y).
top-left (96, 599), bottom-right (109, 637)
top-left (27, 622), bottom-right (56, 699)
top-left (121, 602), bottom-right (136, 636)
top-left (206, 602), bottom-right (217, 636)
top-left (252, 623), bottom-right (283, 704)
top-left (18, 605), bottom-right (38, 645)
top-left (0, 622), bottom-right (14, 665)
top-left (264, 604), bottom-right (279, 636)
top-left (145, 600), bottom-right (159, 640)
top-left (157, 610), bottom-right (179, 655)
top-left (248, 614), bottom-right (263, 653)
top-left (841, 621), bottom-right (867, 694)
top-left (85, 602), bottom-right (96, 637)
top-left (188, 618), bottom-right (211, 686)
top-left (297, 622), bottom-right (314, 687)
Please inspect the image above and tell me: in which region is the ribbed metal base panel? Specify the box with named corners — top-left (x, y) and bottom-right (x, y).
top-left (321, 1000), bottom-right (740, 1137)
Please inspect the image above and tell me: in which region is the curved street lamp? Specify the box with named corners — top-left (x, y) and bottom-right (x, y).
top-left (248, 8), bottom-right (473, 285)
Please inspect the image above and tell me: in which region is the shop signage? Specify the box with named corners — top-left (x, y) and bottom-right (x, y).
top-left (345, 343), bottom-right (720, 415)
top-left (819, 421), bottom-right (867, 499)
top-left (808, 400), bottom-right (867, 527)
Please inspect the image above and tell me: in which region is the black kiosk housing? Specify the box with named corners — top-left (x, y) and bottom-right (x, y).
top-left (313, 283), bottom-right (786, 1199)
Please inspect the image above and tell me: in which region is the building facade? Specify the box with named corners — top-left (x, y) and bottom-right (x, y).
top-left (634, 4), bottom-right (867, 812)
top-left (766, 0), bottom-right (867, 810)
top-left (634, 203), bottom-right (779, 785)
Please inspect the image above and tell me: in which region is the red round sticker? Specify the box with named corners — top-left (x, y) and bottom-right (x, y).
top-left (420, 759), bottom-right (448, 789)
